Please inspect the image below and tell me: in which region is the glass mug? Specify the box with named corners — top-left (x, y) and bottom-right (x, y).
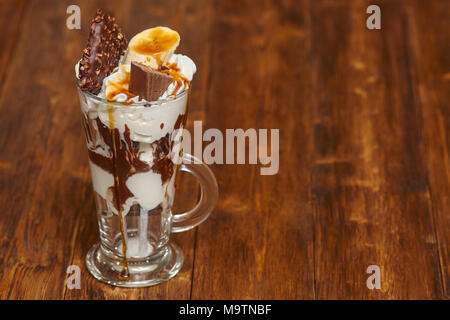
top-left (76, 84), bottom-right (218, 287)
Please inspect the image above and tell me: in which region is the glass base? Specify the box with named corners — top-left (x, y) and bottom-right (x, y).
top-left (86, 242), bottom-right (184, 287)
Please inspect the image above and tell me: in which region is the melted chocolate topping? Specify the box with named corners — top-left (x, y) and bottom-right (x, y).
top-left (87, 118), bottom-right (177, 210)
top-left (174, 113), bottom-right (185, 130)
top-left (88, 122), bottom-right (150, 211)
top-left (151, 133), bottom-right (173, 184)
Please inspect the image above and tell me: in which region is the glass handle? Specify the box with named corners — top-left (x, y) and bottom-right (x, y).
top-left (171, 153), bottom-right (219, 233)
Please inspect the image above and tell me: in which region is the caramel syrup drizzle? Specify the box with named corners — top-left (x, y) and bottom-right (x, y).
top-left (107, 101), bottom-right (129, 280)
top-left (159, 62), bottom-right (190, 96)
top-left (106, 66), bottom-right (137, 104)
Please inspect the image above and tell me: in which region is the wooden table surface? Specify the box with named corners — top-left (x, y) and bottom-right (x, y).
top-left (0, 0), bottom-right (448, 300)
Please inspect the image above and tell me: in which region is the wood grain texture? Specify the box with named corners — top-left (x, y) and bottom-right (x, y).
top-left (0, 0), bottom-right (27, 93)
top-left (0, 0), bottom-right (76, 299)
top-left (0, 0), bottom-right (448, 299)
top-left (311, 0), bottom-right (442, 299)
top-left (191, 0), bottom-right (315, 299)
top-left (407, 0), bottom-right (450, 298)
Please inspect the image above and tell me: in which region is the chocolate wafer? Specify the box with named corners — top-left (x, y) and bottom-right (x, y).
top-left (129, 61), bottom-right (173, 102)
top-left (78, 9), bottom-right (128, 94)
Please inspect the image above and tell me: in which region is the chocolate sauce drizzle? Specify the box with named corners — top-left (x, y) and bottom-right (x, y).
top-left (87, 122), bottom-right (177, 207)
top-left (83, 108), bottom-right (185, 280)
top-left (152, 133), bottom-right (173, 184)
top-left (88, 123), bottom-right (149, 210)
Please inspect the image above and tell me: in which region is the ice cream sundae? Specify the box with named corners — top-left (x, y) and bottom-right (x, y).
top-left (76, 9), bottom-right (196, 279)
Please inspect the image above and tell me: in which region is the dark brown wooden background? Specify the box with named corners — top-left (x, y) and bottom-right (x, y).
top-left (0, 0), bottom-right (448, 299)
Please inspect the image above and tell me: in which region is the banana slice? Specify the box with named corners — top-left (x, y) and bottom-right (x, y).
top-left (123, 26), bottom-right (180, 69)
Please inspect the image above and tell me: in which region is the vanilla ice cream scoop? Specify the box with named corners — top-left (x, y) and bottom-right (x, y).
top-left (123, 26), bottom-right (180, 69)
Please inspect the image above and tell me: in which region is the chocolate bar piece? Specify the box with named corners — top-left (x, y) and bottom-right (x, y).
top-left (129, 61), bottom-right (173, 102)
top-left (78, 9), bottom-right (128, 94)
